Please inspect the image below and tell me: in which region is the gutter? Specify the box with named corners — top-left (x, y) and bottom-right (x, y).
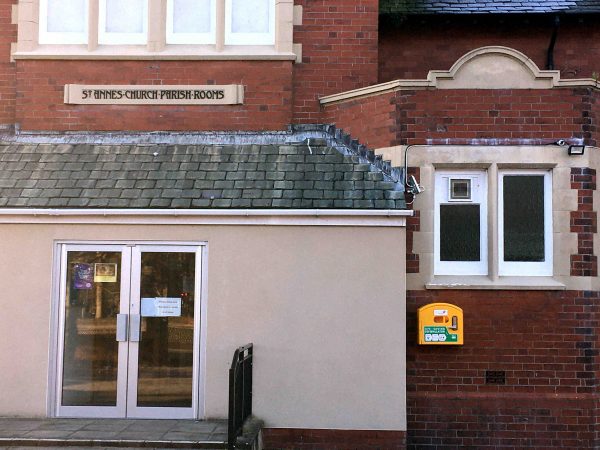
top-left (0, 208), bottom-right (412, 227)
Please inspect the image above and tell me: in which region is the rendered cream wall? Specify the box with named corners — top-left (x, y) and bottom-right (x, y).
top-left (0, 223), bottom-right (406, 430)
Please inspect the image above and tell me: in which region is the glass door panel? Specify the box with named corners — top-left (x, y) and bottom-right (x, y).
top-left (137, 252), bottom-right (196, 407)
top-left (127, 246), bottom-right (201, 419)
top-left (57, 246), bottom-right (130, 418)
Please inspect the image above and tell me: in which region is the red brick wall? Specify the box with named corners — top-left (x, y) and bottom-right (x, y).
top-left (406, 168), bottom-right (420, 274)
top-left (15, 60), bottom-right (293, 131)
top-left (408, 395), bottom-right (596, 449)
top-left (323, 87), bottom-right (599, 151)
top-left (4, 3), bottom-right (600, 133)
top-left (0, 0), bottom-right (16, 128)
top-left (396, 88), bottom-right (598, 146)
top-left (407, 289), bottom-right (600, 449)
top-left (262, 428), bottom-right (407, 449)
top-left (571, 168), bottom-right (598, 276)
top-left (293, 0), bottom-right (379, 124)
top-left (322, 90), bottom-right (397, 149)
top-left (4, 0), bottom-right (381, 132)
top-left (406, 209), bottom-right (419, 273)
top-left (379, 15), bottom-right (600, 82)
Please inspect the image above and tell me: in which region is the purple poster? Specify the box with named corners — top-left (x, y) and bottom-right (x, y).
top-left (73, 263), bottom-right (94, 289)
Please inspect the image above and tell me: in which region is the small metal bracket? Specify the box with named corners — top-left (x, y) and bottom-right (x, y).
top-left (116, 314), bottom-right (128, 342)
top-left (130, 314), bottom-right (141, 342)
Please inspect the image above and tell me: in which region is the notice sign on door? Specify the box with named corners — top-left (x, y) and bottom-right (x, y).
top-left (73, 263), bottom-right (94, 289)
top-left (94, 263), bottom-right (118, 283)
top-left (141, 297), bottom-right (182, 317)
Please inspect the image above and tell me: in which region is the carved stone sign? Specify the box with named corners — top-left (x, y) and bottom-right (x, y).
top-left (64, 84), bottom-right (244, 105)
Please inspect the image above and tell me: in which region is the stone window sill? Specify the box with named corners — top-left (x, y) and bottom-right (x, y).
top-left (426, 275), bottom-right (566, 290)
top-left (13, 45), bottom-right (297, 61)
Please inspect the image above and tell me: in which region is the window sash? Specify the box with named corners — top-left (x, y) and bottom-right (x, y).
top-left (498, 170), bottom-right (553, 276)
top-left (98, 0), bottom-right (149, 45)
top-left (224, 0), bottom-right (276, 46)
top-left (37, 0), bottom-right (280, 49)
top-left (434, 171), bottom-right (488, 276)
top-left (39, 0), bottom-right (89, 44)
top-left (166, 0), bottom-right (217, 44)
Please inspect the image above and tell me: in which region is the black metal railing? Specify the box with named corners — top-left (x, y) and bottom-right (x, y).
top-left (228, 343), bottom-right (253, 450)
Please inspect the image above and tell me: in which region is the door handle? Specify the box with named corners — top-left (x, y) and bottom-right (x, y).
top-left (130, 314), bottom-right (141, 342)
top-left (116, 314), bottom-right (128, 342)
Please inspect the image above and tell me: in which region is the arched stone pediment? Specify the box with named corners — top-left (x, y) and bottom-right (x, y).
top-left (320, 46), bottom-right (599, 105)
top-left (429, 46), bottom-right (560, 89)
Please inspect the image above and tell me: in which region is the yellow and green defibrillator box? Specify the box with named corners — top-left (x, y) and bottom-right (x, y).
top-left (418, 303), bottom-right (463, 345)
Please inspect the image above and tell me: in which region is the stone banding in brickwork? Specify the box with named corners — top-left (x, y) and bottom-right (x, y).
top-left (570, 167), bottom-right (598, 276)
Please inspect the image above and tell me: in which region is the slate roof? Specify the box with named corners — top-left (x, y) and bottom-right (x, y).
top-left (0, 143), bottom-right (405, 209)
top-left (380, 0), bottom-right (600, 14)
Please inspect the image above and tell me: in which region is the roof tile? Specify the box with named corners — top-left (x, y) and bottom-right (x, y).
top-left (0, 143), bottom-right (406, 210)
top-left (380, 0), bottom-right (600, 14)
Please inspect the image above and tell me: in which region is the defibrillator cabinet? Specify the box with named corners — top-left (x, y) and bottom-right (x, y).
top-left (418, 303), bottom-right (463, 345)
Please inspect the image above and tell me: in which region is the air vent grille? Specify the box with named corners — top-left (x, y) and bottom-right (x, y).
top-left (485, 370), bottom-right (506, 385)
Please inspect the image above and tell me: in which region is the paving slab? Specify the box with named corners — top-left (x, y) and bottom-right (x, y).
top-left (0, 418), bottom-right (228, 449)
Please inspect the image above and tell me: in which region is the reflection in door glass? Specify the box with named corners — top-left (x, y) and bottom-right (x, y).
top-left (62, 251), bottom-right (121, 407)
top-left (137, 252), bottom-right (196, 407)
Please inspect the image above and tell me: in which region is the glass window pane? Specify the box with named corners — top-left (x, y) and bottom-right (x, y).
top-left (47, 0), bottom-right (86, 33)
top-left (231, 0), bottom-right (270, 34)
top-left (450, 179), bottom-right (471, 200)
top-left (503, 175), bottom-right (545, 262)
top-left (62, 251), bottom-right (121, 407)
top-left (137, 252), bottom-right (196, 408)
top-left (172, 0), bottom-right (212, 34)
top-left (440, 204), bottom-right (481, 261)
top-left (104, 0), bottom-right (144, 33)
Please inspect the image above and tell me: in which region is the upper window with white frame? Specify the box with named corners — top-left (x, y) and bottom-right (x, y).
top-left (39, 0), bottom-right (89, 44)
top-left (98, 0), bottom-right (149, 45)
top-left (166, 0), bottom-right (217, 45)
top-left (225, 0), bottom-right (275, 46)
top-left (21, 0), bottom-right (291, 58)
top-left (434, 169), bottom-right (553, 277)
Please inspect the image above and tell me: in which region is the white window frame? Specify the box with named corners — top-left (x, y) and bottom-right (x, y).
top-left (21, 0), bottom-right (296, 58)
top-left (224, 0), bottom-right (276, 46)
top-left (498, 170), bottom-right (553, 277)
top-left (166, 0), bottom-right (217, 45)
top-left (38, 0), bottom-right (89, 45)
top-left (434, 170), bottom-right (488, 276)
top-left (98, 0), bottom-right (149, 45)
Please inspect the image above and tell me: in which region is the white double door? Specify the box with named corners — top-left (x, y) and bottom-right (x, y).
top-left (55, 243), bottom-right (204, 419)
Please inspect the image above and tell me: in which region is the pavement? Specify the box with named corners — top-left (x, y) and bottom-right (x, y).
top-left (0, 418), bottom-right (228, 449)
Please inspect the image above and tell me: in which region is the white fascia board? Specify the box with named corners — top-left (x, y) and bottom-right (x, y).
top-left (0, 209), bottom-right (412, 227)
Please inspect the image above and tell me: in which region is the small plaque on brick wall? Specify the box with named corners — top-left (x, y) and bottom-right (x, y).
top-left (64, 84), bottom-right (244, 105)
